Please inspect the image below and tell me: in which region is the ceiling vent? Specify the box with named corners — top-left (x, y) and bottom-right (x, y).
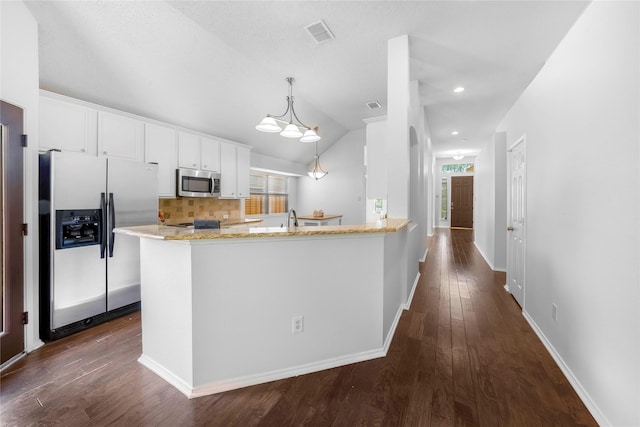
top-left (366, 101), bottom-right (382, 110)
top-left (304, 20), bottom-right (335, 44)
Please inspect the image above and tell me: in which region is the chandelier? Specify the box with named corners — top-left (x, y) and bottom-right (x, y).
top-left (308, 141), bottom-right (328, 180)
top-left (255, 77), bottom-right (321, 143)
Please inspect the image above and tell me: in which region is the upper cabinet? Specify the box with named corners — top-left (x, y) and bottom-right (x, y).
top-left (98, 111), bottom-right (143, 161)
top-left (177, 131), bottom-right (200, 169)
top-left (40, 95), bottom-right (97, 155)
top-left (200, 137), bottom-right (221, 172)
top-left (220, 144), bottom-right (250, 199)
top-left (178, 133), bottom-right (221, 172)
top-left (145, 123), bottom-right (177, 198)
top-left (236, 146), bottom-right (250, 198)
top-left (39, 91), bottom-right (251, 199)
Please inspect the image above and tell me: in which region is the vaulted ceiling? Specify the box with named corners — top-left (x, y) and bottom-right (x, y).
top-left (25, 1), bottom-right (588, 164)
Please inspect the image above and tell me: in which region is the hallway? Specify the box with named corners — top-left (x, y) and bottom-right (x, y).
top-left (0, 229), bottom-right (597, 426)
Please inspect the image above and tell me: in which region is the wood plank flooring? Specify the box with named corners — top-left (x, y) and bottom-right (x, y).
top-left (1, 229), bottom-right (597, 426)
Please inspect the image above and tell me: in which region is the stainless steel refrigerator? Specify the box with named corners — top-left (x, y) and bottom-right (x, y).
top-left (39, 150), bottom-right (158, 340)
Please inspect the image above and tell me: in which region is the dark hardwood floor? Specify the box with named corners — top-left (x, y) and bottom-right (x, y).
top-left (1, 229), bottom-right (597, 426)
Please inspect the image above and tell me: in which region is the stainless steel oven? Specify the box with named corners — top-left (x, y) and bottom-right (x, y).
top-left (177, 168), bottom-right (220, 197)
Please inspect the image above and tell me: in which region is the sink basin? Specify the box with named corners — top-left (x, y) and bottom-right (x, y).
top-left (166, 223), bottom-right (193, 229)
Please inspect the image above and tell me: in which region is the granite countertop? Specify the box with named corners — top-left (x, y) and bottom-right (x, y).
top-left (297, 214), bottom-right (343, 221)
top-left (114, 218), bottom-right (411, 241)
top-left (164, 218), bottom-right (263, 227)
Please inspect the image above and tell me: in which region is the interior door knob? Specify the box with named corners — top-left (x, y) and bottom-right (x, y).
top-left (507, 226), bottom-right (514, 231)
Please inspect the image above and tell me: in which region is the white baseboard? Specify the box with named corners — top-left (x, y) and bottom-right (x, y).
top-left (383, 305), bottom-right (405, 354)
top-left (138, 354), bottom-right (194, 398)
top-left (472, 241), bottom-right (507, 272)
top-left (503, 283), bottom-right (510, 292)
top-left (522, 311), bottom-right (609, 427)
top-left (403, 272), bottom-right (420, 311)
top-left (192, 348), bottom-right (386, 398)
top-left (419, 247), bottom-right (428, 263)
top-left (140, 347), bottom-right (386, 399)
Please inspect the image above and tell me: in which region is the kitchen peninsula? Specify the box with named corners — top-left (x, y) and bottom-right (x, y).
top-left (114, 219), bottom-right (414, 398)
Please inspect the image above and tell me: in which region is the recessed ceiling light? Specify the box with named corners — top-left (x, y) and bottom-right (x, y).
top-left (453, 87), bottom-right (465, 93)
top-left (451, 131), bottom-right (459, 135)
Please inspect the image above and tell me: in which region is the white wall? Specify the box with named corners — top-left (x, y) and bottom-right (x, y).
top-left (250, 152), bottom-right (307, 177)
top-left (474, 143), bottom-right (496, 266)
top-left (1, 1), bottom-right (42, 353)
top-left (474, 132), bottom-right (507, 271)
top-left (493, 133), bottom-right (507, 270)
top-left (296, 129), bottom-right (366, 225)
top-left (497, 2), bottom-right (639, 425)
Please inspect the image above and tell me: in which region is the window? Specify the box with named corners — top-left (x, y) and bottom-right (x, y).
top-left (440, 178), bottom-right (448, 221)
top-left (441, 163), bottom-right (474, 174)
top-left (245, 172), bottom-right (289, 215)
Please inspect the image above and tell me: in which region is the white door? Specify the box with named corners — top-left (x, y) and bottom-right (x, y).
top-left (507, 137), bottom-right (526, 307)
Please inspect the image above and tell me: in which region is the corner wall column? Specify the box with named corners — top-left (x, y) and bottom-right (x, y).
top-left (386, 35), bottom-right (410, 219)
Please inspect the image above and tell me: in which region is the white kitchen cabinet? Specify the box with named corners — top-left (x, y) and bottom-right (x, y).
top-left (178, 131), bottom-right (200, 169)
top-left (220, 143), bottom-right (237, 198)
top-left (40, 95), bottom-right (97, 155)
top-left (220, 143), bottom-right (250, 199)
top-left (145, 123), bottom-right (177, 197)
top-left (98, 111), bottom-right (143, 161)
top-left (200, 137), bottom-right (221, 172)
top-left (236, 146), bottom-right (250, 198)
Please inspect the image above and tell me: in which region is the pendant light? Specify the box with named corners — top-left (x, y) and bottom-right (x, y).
top-left (308, 141), bottom-right (328, 180)
top-left (256, 77), bottom-right (321, 143)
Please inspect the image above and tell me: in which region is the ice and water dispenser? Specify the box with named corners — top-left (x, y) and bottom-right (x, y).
top-left (55, 209), bottom-right (102, 249)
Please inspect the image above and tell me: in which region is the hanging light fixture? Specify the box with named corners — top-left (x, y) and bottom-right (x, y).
top-left (308, 141), bottom-right (328, 180)
top-left (256, 77), bottom-right (321, 143)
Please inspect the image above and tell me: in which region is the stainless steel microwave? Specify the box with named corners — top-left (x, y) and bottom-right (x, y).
top-left (177, 168), bottom-right (220, 197)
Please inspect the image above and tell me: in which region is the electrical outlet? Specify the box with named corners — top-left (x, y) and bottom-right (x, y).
top-left (552, 303), bottom-right (558, 321)
top-left (292, 315), bottom-right (304, 334)
top-left (223, 214), bottom-right (229, 219)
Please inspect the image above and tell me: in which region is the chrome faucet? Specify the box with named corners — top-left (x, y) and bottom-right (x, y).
top-left (287, 208), bottom-right (298, 228)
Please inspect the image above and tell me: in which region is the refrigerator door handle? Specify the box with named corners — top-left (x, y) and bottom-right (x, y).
top-left (108, 192), bottom-right (115, 257)
top-left (100, 192), bottom-right (107, 258)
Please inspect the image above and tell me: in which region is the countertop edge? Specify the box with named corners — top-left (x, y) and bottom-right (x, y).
top-left (114, 219), bottom-right (410, 241)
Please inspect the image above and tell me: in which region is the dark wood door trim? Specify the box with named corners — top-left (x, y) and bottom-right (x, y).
top-left (1, 100), bottom-right (25, 365)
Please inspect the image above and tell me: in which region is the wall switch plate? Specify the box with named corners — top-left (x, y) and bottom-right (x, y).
top-left (292, 315), bottom-right (304, 334)
top-left (552, 303), bottom-right (558, 321)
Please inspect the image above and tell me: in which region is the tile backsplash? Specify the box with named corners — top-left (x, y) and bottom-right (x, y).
top-left (159, 198), bottom-right (242, 225)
